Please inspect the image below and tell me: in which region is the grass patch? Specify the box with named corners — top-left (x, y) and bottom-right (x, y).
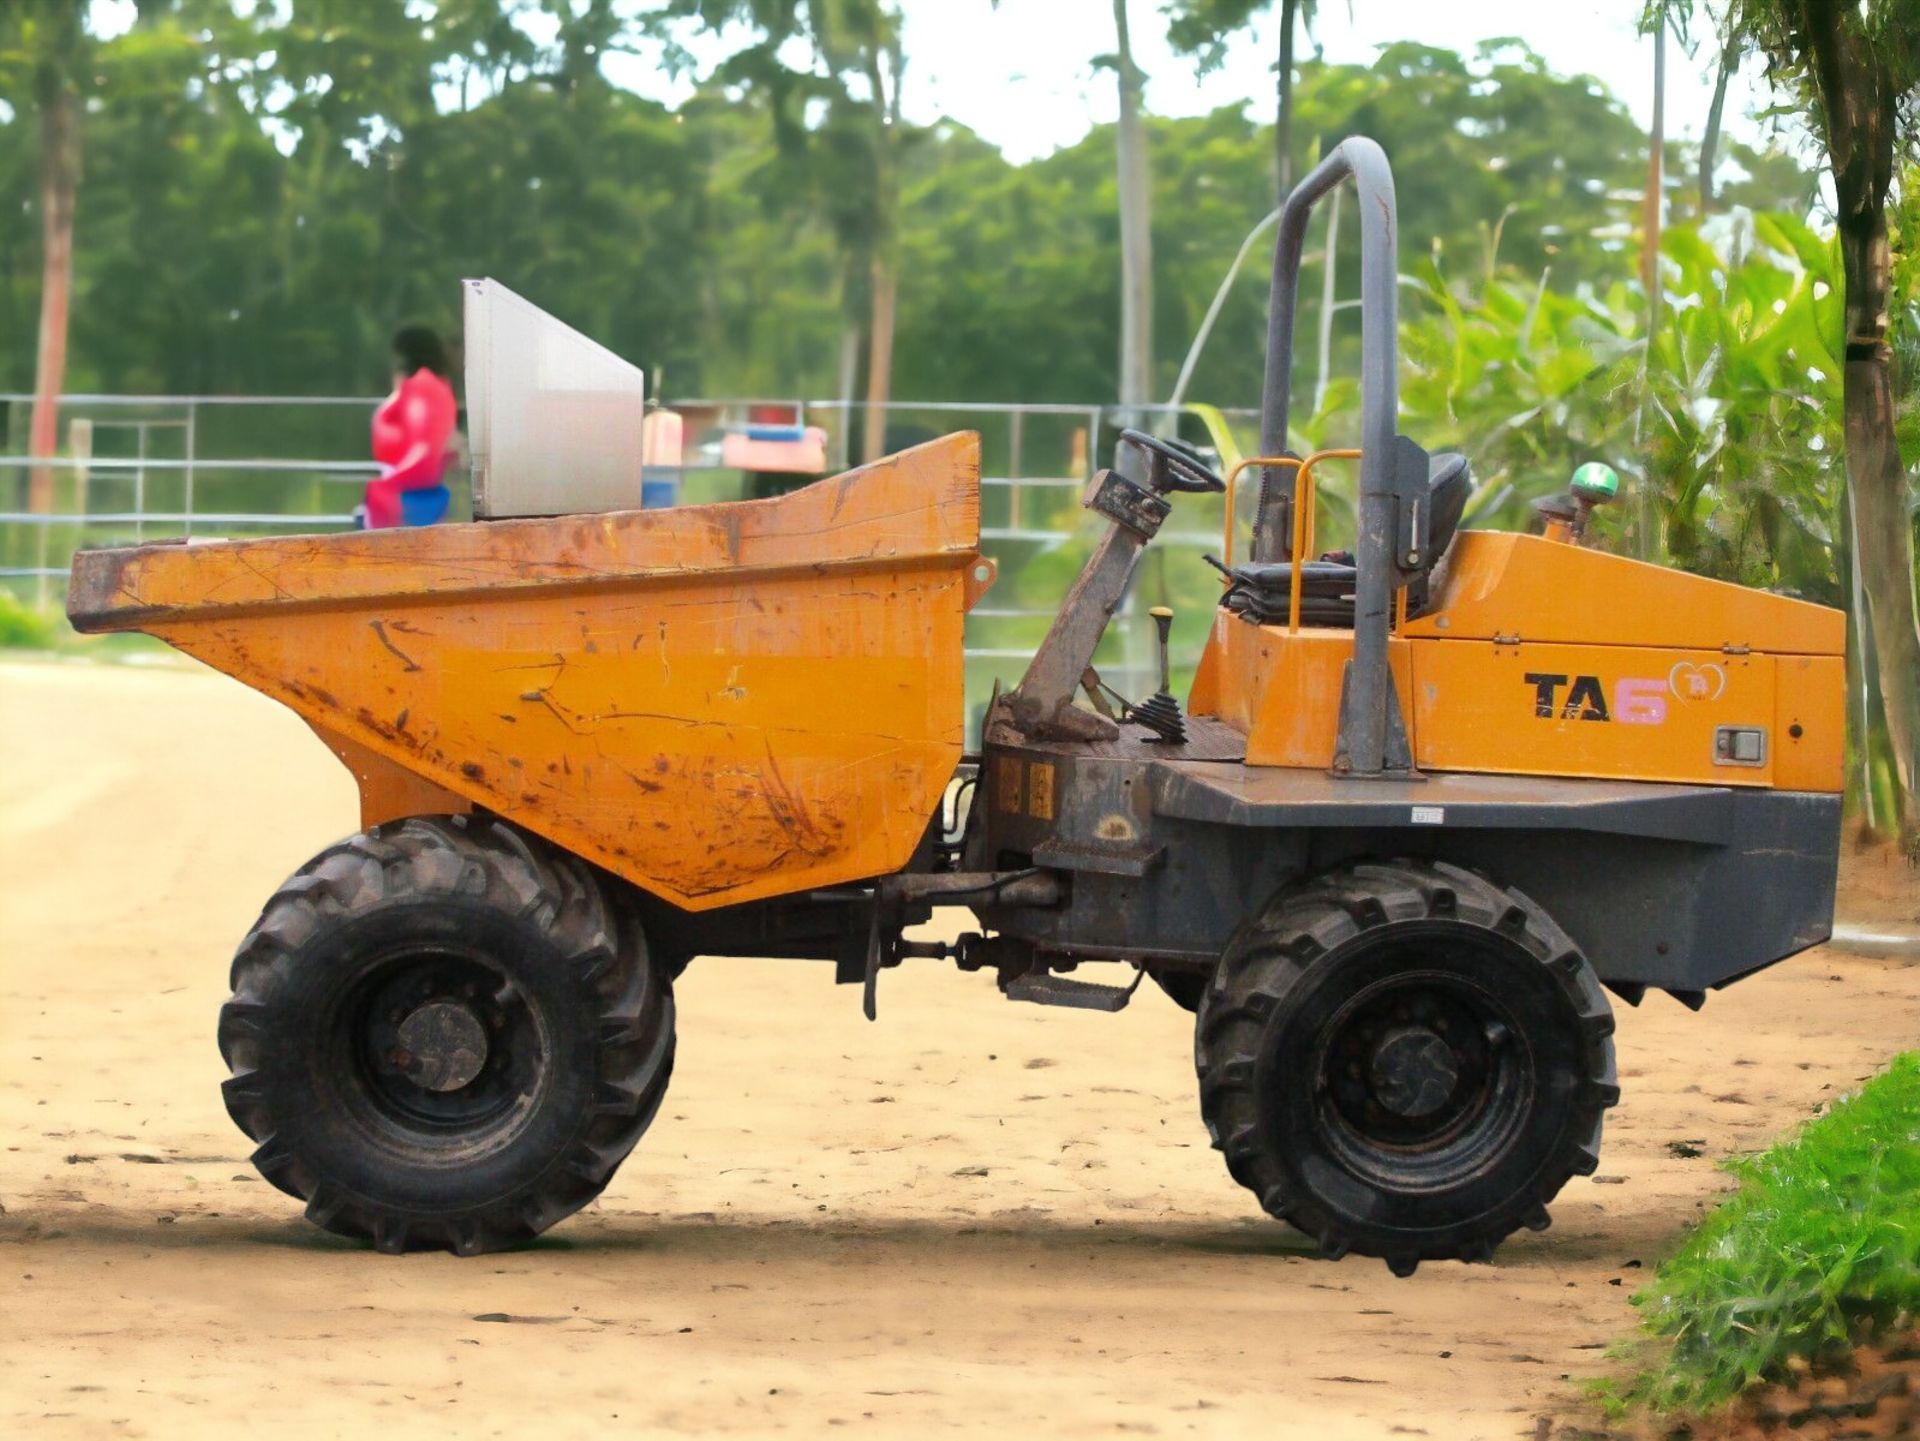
top-left (1607, 1052), bottom-right (1920, 1414)
top-left (0, 589), bottom-right (57, 648)
top-left (0, 592), bottom-right (178, 663)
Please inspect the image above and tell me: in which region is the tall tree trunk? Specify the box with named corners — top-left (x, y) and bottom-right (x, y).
top-left (861, 254), bottom-right (897, 464)
top-left (836, 319), bottom-right (861, 471)
top-left (1839, 458), bottom-right (1884, 834)
top-left (1837, 216), bottom-right (1920, 835)
top-left (1113, 0), bottom-right (1154, 422)
top-left (1699, 41), bottom-right (1737, 211)
top-left (29, 49), bottom-right (81, 515)
top-left (1801, 0), bottom-right (1920, 837)
top-left (1634, 17), bottom-right (1666, 561)
top-left (1275, 0), bottom-right (1297, 205)
top-left (1641, 19), bottom-right (1664, 298)
top-left (861, 42), bottom-right (903, 463)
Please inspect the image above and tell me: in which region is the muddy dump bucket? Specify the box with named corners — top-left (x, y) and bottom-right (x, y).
top-left (68, 433), bottom-right (993, 910)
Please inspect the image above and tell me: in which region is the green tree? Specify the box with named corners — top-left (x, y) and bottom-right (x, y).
top-left (1110, 0), bottom-right (1155, 420)
top-left (0, 11), bottom-right (1818, 472)
top-left (2, 0), bottom-right (87, 511)
top-left (889, 120), bottom-right (1115, 403)
top-left (1699, 34), bottom-right (1741, 209)
top-left (1159, 42), bottom-right (1684, 412)
top-left (1717, 0), bottom-right (1920, 839)
top-left (59, 4), bottom-right (280, 393)
top-left (647, 0), bottom-right (908, 460)
top-left (0, 0), bottom-right (212, 505)
top-left (1165, 0), bottom-right (1317, 203)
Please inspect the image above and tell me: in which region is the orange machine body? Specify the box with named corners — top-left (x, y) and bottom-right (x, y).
top-left (1190, 529), bottom-right (1846, 791)
top-left (68, 434), bottom-right (993, 912)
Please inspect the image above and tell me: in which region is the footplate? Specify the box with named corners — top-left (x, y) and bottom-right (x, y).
top-left (1001, 970), bottom-right (1140, 1012)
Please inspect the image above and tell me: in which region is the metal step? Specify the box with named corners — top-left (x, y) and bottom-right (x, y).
top-left (1002, 971), bottom-right (1137, 1012)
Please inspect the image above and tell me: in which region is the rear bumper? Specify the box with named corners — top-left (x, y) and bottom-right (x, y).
top-left (1433, 788), bottom-right (1840, 993)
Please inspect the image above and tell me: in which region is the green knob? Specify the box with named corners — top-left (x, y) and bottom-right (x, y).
top-left (1570, 462), bottom-right (1619, 503)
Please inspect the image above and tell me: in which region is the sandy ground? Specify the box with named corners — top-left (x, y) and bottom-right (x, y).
top-left (4, 657), bottom-right (1918, 1441)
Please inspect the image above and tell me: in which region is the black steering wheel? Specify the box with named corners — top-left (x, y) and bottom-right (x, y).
top-left (1117, 429), bottom-right (1226, 494)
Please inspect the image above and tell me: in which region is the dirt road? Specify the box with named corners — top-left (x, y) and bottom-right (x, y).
top-left (4, 657), bottom-right (1917, 1440)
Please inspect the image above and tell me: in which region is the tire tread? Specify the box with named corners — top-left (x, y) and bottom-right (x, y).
top-left (1194, 858), bottom-right (1618, 1273)
top-left (217, 816), bottom-right (674, 1256)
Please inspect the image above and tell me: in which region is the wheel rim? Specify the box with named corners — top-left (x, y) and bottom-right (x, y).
top-left (1306, 949), bottom-right (1536, 1194)
top-left (332, 948), bottom-right (549, 1143)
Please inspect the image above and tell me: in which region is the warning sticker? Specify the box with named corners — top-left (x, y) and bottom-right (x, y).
top-left (994, 755), bottom-right (1024, 813)
top-left (1028, 762), bottom-right (1055, 821)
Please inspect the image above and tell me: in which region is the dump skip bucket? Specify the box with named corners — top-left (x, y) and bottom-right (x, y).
top-left (69, 433), bottom-right (993, 910)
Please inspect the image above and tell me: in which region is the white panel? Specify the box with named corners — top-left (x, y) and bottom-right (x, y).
top-left (463, 278), bottom-right (648, 517)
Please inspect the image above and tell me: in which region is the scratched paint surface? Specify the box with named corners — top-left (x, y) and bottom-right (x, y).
top-left (70, 434), bottom-right (989, 910)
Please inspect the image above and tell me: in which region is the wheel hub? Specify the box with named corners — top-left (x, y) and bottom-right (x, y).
top-left (394, 1000), bottom-right (489, 1092)
top-left (1368, 1025), bottom-right (1458, 1119)
top-left (1320, 973), bottom-right (1511, 1157)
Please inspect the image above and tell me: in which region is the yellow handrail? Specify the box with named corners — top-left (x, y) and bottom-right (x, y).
top-left (1219, 449), bottom-right (1364, 632)
top-left (1220, 454), bottom-right (1300, 569)
top-left (1287, 449), bottom-right (1362, 632)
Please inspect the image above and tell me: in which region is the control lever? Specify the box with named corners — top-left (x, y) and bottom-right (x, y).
top-left (1126, 606), bottom-right (1187, 744)
top-left (1078, 667), bottom-right (1118, 720)
top-left (993, 434), bottom-right (1212, 743)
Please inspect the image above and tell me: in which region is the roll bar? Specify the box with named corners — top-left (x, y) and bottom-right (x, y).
top-left (1254, 137), bottom-right (1398, 559)
top-left (1255, 137), bottom-right (1422, 778)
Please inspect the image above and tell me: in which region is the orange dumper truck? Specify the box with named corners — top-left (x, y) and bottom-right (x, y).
top-left (68, 139), bottom-right (1843, 1275)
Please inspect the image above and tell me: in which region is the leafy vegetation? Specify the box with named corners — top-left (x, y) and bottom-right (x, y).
top-left (1352, 211), bottom-right (1849, 591)
top-left (646, 0), bottom-right (910, 461)
top-left (1165, 0), bottom-right (1317, 202)
top-left (0, 13), bottom-right (1800, 406)
top-left (1603, 1052), bottom-right (1920, 1413)
top-left (0, 587), bottom-right (55, 647)
top-left (1705, 0), bottom-right (1920, 841)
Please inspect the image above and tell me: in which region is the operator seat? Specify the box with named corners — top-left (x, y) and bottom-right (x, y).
top-left (1221, 451), bottom-right (1471, 627)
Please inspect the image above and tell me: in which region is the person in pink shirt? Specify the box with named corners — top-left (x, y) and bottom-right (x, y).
top-left (358, 325), bottom-right (458, 529)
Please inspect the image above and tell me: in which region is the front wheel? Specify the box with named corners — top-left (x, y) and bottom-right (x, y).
top-left (1195, 859), bottom-right (1617, 1276)
top-left (217, 815), bottom-right (675, 1255)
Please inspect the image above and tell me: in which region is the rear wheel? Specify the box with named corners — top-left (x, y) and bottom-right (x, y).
top-left (218, 815), bottom-right (674, 1255)
top-left (1195, 859), bottom-right (1616, 1275)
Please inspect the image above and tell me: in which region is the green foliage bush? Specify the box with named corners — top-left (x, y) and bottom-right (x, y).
top-left (0, 589), bottom-right (55, 648)
top-left (1615, 1052), bottom-right (1920, 1412)
top-left (1290, 208), bottom-right (1858, 603)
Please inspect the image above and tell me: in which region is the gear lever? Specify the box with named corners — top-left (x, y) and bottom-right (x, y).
top-left (1126, 606), bottom-right (1187, 743)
